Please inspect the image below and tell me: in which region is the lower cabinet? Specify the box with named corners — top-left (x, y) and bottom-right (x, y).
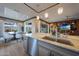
top-left (38, 42), bottom-right (63, 56)
top-left (38, 45), bottom-right (50, 56)
top-left (26, 37), bottom-right (79, 56)
top-left (50, 51), bottom-right (63, 56)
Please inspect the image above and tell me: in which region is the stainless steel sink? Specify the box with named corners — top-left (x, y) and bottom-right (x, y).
top-left (42, 36), bottom-right (73, 46)
top-left (57, 39), bottom-right (73, 46)
top-left (42, 36), bottom-right (56, 41)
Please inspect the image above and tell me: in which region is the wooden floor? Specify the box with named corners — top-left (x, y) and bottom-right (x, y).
top-left (0, 40), bottom-right (28, 56)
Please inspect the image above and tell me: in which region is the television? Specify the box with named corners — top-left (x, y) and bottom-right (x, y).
top-left (60, 23), bottom-right (71, 30)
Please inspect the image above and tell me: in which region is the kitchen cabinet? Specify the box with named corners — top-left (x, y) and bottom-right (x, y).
top-left (50, 50), bottom-right (63, 56)
top-left (38, 40), bottom-right (79, 56)
top-left (26, 37), bottom-right (79, 56)
top-left (38, 45), bottom-right (50, 56)
top-left (38, 40), bottom-right (63, 56)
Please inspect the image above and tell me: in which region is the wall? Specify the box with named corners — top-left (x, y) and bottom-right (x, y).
top-left (24, 18), bottom-right (50, 35)
top-left (0, 7), bottom-right (4, 17)
top-left (0, 19), bottom-right (4, 37)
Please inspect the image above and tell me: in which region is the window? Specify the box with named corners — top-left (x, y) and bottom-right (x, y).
top-left (40, 22), bottom-right (48, 33)
top-left (4, 22), bottom-right (17, 32)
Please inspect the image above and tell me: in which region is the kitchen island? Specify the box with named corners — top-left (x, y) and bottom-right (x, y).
top-left (25, 33), bottom-right (79, 56)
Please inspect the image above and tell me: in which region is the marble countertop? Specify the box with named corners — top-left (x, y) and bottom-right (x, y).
top-left (26, 33), bottom-right (79, 53)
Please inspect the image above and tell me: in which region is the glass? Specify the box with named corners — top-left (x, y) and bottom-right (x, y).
top-left (40, 22), bottom-right (48, 33)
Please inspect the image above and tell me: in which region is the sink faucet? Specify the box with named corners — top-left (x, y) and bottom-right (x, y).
top-left (55, 29), bottom-right (58, 41)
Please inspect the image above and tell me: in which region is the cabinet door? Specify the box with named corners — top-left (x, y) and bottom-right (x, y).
top-left (38, 45), bottom-right (50, 56)
top-left (50, 51), bottom-right (63, 56)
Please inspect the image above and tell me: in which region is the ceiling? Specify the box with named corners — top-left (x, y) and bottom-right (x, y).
top-left (26, 3), bottom-right (57, 13)
top-left (0, 3), bottom-right (79, 22)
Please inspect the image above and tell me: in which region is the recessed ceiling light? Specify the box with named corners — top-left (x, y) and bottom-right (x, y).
top-left (44, 13), bottom-right (48, 18)
top-left (58, 7), bottom-right (63, 15)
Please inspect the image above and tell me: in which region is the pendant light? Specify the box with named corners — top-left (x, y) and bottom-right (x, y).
top-left (58, 7), bottom-right (63, 15)
top-left (36, 16), bottom-right (39, 20)
top-left (44, 13), bottom-right (48, 18)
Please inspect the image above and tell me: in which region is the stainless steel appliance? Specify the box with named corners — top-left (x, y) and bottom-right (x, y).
top-left (27, 37), bottom-right (38, 56)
